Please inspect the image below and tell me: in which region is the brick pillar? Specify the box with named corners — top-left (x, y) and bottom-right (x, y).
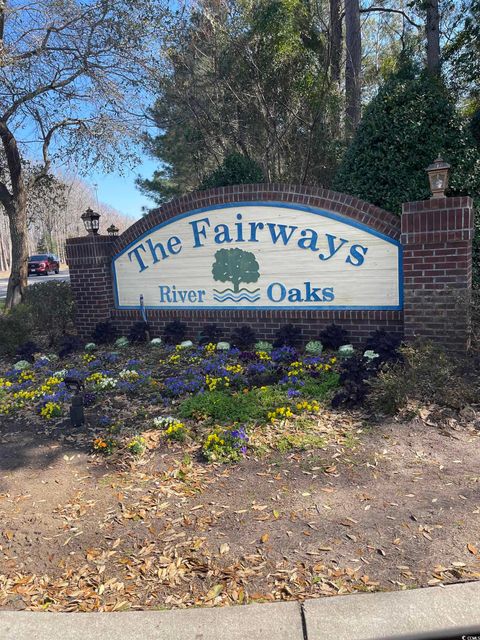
top-left (401, 196), bottom-right (474, 350)
top-left (66, 235), bottom-right (115, 338)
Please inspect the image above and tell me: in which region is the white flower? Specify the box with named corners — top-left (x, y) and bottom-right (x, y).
top-left (179, 340), bottom-right (193, 349)
top-left (153, 415), bottom-right (177, 429)
top-left (363, 350), bottom-right (379, 361)
top-left (150, 338), bottom-right (162, 346)
top-left (216, 341), bottom-right (230, 351)
top-left (119, 369), bottom-right (140, 381)
top-left (95, 377), bottom-right (117, 390)
top-left (85, 343), bottom-right (97, 351)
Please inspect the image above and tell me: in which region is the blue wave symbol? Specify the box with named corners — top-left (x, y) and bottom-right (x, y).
top-left (213, 287), bottom-right (260, 295)
top-left (213, 292), bottom-right (260, 303)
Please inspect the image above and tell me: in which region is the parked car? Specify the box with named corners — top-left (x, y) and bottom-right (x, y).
top-left (28, 254), bottom-right (60, 276)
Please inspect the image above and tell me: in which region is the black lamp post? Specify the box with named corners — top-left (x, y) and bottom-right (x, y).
top-left (107, 224), bottom-right (119, 237)
top-left (81, 207), bottom-right (101, 235)
top-left (64, 376), bottom-right (85, 427)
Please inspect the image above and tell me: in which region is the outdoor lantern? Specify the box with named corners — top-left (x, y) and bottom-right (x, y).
top-left (81, 207), bottom-right (101, 235)
top-left (107, 224), bottom-right (119, 236)
top-left (64, 376), bottom-right (85, 427)
top-left (426, 156), bottom-right (450, 198)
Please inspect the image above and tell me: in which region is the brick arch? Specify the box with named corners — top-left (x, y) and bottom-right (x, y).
top-left (112, 184), bottom-right (400, 255)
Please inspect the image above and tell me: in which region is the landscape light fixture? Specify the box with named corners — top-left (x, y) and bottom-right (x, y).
top-left (64, 376), bottom-right (85, 427)
top-left (107, 224), bottom-right (119, 237)
top-left (426, 156), bottom-right (450, 198)
top-left (81, 207), bottom-right (101, 235)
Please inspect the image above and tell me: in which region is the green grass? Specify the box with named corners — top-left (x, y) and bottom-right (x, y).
top-left (276, 433), bottom-right (327, 452)
top-left (300, 372), bottom-right (340, 400)
top-left (178, 385), bottom-right (290, 424)
top-left (178, 373), bottom-right (341, 425)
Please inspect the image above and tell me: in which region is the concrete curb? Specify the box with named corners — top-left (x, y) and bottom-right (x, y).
top-left (303, 581), bottom-right (480, 639)
top-left (1, 582), bottom-right (480, 640)
top-left (0, 601), bottom-right (304, 640)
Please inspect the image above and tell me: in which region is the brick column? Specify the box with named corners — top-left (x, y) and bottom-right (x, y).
top-left (66, 235), bottom-right (115, 338)
top-left (401, 196), bottom-right (474, 350)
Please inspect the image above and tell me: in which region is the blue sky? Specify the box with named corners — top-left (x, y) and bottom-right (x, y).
top-left (88, 157), bottom-right (159, 221)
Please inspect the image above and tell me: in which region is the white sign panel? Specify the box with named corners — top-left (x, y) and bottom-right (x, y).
top-left (112, 203), bottom-right (402, 310)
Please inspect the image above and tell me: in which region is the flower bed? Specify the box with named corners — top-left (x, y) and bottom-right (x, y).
top-left (0, 339), bottom-right (343, 463)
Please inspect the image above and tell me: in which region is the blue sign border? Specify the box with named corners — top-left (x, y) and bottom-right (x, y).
top-left (112, 201), bottom-right (404, 311)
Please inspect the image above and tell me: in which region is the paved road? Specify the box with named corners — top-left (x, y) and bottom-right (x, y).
top-left (0, 270), bottom-right (70, 299)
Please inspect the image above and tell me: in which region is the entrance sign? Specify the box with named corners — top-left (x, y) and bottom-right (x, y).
top-left (112, 203), bottom-right (402, 310)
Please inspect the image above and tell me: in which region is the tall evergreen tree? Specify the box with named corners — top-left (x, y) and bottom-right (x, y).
top-left (334, 57), bottom-right (480, 286)
top-left (334, 58), bottom-right (479, 213)
top-left (137, 0), bottom-right (342, 204)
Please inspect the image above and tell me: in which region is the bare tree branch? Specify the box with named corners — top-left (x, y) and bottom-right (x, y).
top-left (359, 7), bottom-right (421, 29)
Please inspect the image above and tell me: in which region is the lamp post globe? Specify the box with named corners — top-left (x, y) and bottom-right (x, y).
top-left (426, 156), bottom-right (451, 198)
top-left (81, 207), bottom-right (101, 235)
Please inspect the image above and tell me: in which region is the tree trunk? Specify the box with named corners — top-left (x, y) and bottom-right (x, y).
top-left (345, 0), bottom-right (362, 137)
top-left (425, 0), bottom-right (440, 74)
top-left (0, 217), bottom-right (9, 272)
top-left (5, 197), bottom-right (28, 309)
top-left (0, 120), bottom-right (29, 309)
top-left (329, 0), bottom-right (342, 84)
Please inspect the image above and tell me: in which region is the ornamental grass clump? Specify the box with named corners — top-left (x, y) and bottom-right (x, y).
top-left (368, 343), bottom-right (478, 414)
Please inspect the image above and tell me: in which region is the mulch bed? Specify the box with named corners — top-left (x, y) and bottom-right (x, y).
top-left (1, 407), bottom-right (479, 611)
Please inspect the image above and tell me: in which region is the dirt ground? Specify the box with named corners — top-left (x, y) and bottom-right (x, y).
top-left (0, 409), bottom-right (479, 611)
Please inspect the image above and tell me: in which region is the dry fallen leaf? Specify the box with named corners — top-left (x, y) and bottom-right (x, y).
top-left (260, 533), bottom-right (270, 543)
top-left (219, 543), bottom-right (229, 555)
top-left (467, 543), bottom-right (478, 555)
top-left (205, 584), bottom-right (223, 601)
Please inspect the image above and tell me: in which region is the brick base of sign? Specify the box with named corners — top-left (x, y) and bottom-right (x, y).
top-left (109, 308), bottom-right (404, 346)
top-left (66, 185), bottom-right (474, 351)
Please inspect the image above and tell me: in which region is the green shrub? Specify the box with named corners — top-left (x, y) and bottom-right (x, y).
top-left (368, 343), bottom-right (477, 414)
top-left (334, 57), bottom-right (480, 215)
top-left (199, 152), bottom-right (264, 190)
top-left (0, 304), bottom-right (34, 355)
top-left (24, 281), bottom-right (74, 345)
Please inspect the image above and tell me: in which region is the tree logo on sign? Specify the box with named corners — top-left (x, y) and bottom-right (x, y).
top-left (212, 248), bottom-right (260, 303)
